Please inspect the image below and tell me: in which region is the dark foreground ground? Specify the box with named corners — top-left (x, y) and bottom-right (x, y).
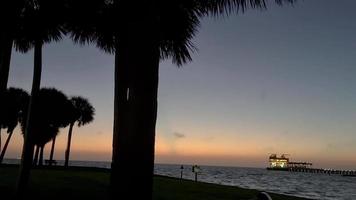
top-left (0, 164), bottom-right (309, 200)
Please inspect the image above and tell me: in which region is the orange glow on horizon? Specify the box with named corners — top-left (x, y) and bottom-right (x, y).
top-left (3, 128), bottom-right (356, 169)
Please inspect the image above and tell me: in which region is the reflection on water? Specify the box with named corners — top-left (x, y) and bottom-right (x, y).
top-left (4, 159), bottom-right (356, 200)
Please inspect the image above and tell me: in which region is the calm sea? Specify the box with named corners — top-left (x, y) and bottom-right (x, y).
top-left (3, 159), bottom-right (356, 200)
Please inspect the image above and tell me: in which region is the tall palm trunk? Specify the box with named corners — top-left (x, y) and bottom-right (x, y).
top-left (64, 122), bottom-right (74, 168)
top-left (0, 33), bottom-right (3, 63)
top-left (49, 137), bottom-right (56, 166)
top-left (0, 129), bottom-right (2, 154)
top-left (0, 37), bottom-right (13, 92)
top-left (38, 145), bottom-right (44, 166)
top-left (110, 42), bottom-right (130, 196)
top-left (33, 146), bottom-right (39, 166)
top-left (16, 41), bottom-right (43, 196)
top-left (110, 12), bottom-right (159, 199)
top-left (0, 130), bottom-right (14, 163)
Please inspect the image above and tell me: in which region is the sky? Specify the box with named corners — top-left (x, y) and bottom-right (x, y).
top-left (4, 0), bottom-right (356, 169)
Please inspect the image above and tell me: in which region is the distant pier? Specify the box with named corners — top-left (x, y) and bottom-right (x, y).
top-left (288, 167), bottom-right (356, 176)
top-left (267, 154), bottom-right (356, 177)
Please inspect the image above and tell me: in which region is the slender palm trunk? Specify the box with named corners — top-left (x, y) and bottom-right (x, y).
top-left (0, 129), bottom-right (2, 154)
top-left (33, 146), bottom-right (39, 166)
top-left (64, 122), bottom-right (74, 168)
top-left (0, 130), bottom-right (14, 163)
top-left (49, 137), bottom-right (56, 166)
top-left (0, 37), bottom-right (12, 154)
top-left (16, 41), bottom-right (43, 196)
top-left (38, 145), bottom-right (44, 166)
top-left (0, 36), bottom-right (13, 92)
top-left (110, 12), bottom-right (159, 199)
top-left (0, 33), bottom-right (3, 64)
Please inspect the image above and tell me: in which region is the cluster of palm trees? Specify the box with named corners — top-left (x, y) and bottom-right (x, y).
top-left (0, 0), bottom-right (295, 199)
top-left (0, 87), bottom-right (94, 167)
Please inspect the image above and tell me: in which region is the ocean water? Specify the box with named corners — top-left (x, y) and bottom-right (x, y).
top-left (155, 164), bottom-right (356, 200)
top-left (3, 159), bottom-right (356, 200)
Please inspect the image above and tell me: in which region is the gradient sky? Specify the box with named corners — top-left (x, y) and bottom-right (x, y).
top-left (4, 0), bottom-right (356, 169)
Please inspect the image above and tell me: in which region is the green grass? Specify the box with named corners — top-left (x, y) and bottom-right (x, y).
top-left (0, 165), bottom-right (309, 200)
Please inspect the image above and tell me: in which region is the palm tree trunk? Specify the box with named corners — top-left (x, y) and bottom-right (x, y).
top-left (64, 122), bottom-right (74, 168)
top-left (0, 129), bottom-right (2, 154)
top-left (110, 14), bottom-right (159, 199)
top-left (0, 36), bottom-right (13, 92)
top-left (16, 41), bottom-right (43, 196)
top-left (110, 40), bottom-right (130, 191)
top-left (33, 146), bottom-right (39, 166)
top-left (38, 145), bottom-right (44, 167)
top-left (127, 46), bottom-right (159, 200)
top-left (0, 33), bottom-right (3, 63)
top-left (0, 130), bottom-right (14, 163)
top-left (0, 37), bottom-right (12, 154)
top-left (49, 137), bottom-right (56, 166)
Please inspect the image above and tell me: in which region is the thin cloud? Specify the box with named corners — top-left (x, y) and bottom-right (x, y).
top-left (173, 132), bottom-right (185, 139)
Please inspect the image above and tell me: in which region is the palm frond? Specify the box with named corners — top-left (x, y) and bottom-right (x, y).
top-left (13, 0), bottom-right (66, 53)
top-left (157, 0), bottom-right (202, 66)
top-left (158, 0), bottom-right (296, 65)
top-left (200, 0), bottom-right (295, 16)
top-left (62, 0), bottom-right (296, 65)
top-left (65, 0), bottom-right (115, 54)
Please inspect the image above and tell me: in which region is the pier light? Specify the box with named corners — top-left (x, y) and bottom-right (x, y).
top-left (269, 155), bottom-right (289, 169)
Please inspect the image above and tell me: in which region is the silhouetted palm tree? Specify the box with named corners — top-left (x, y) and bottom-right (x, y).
top-left (69, 0), bottom-right (295, 198)
top-left (0, 0), bottom-right (25, 147)
top-left (64, 97), bottom-right (95, 168)
top-left (15, 0), bottom-right (67, 194)
top-left (0, 92), bottom-right (3, 152)
top-left (0, 88), bottom-right (29, 163)
top-left (0, 0), bottom-right (26, 92)
top-left (20, 88), bottom-right (73, 167)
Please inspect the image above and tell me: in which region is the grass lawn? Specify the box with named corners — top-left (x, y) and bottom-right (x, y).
top-left (0, 165), bottom-right (309, 200)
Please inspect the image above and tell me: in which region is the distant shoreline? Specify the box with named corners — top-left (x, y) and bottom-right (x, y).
top-left (2, 158), bottom-right (267, 169)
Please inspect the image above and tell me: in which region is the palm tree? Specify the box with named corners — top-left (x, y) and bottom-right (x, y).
top-left (68, 0), bottom-right (295, 198)
top-left (0, 92), bottom-right (3, 153)
top-left (15, 0), bottom-right (67, 194)
top-left (0, 1), bottom-right (25, 152)
top-left (19, 88), bottom-right (73, 167)
top-left (0, 88), bottom-right (29, 163)
top-left (116, 1), bottom-right (294, 199)
top-left (0, 0), bottom-right (26, 92)
top-left (64, 97), bottom-right (95, 168)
